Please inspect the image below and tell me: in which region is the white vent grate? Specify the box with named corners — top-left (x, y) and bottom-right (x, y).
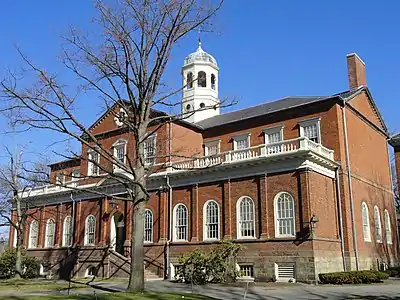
top-left (277, 265), bottom-right (295, 279)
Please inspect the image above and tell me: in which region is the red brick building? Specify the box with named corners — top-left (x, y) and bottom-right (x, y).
top-left (9, 45), bottom-right (399, 282)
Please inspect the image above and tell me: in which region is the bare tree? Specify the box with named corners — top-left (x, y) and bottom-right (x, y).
top-left (0, 148), bottom-right (47, 278)
top-left (1, 0), bottom-right (225, 291)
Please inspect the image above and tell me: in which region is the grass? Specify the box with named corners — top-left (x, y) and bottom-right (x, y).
top-left (0, 292), bottom-right (214, 300)
top-left (0, 279), bottom-right (86, 292)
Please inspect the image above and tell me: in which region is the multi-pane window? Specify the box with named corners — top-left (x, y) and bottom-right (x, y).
top-left (362, 202), bottom-right (371, 242)
top-left (204, 200), bottom-right (219, 240)
top-left (205, 141), bottom-right (220, 156)
top-left (55, 173), bottom-right (64, 185)
top-left (264, 126), bottom-right (283, 144)
top-left (144, 209), bottom-right (153, 243)
top-left (63, 216), bottom-right (72, 247)
top-left (28, 220), bottom-right (38, 249)
top-left (237, 197), bottom-right (255, 238)
top-left (233, 134), bottom-right (250, 150)
top-left (374, 206), bottom-right (382, 243)
top-left (174, 204), bottom-right (188, 241)
top-left (45, 219), bottom-right (55, 248)
top-left (144, 135), bottom-right (156, 166)
top-left (85, 215), bottom-right (96, 245)
top-left (275, 192), bottom-right (295, 237)
top-left (303, 124), bottom-right (319, 143)
top-left (299, 118), bottom-right (320, 143)
top-left (88, 151), bottom-right (100, 176)
top-left (384, 210), bottom-right (392, 244)
top-left (115, 145), bottom-right (125, 163)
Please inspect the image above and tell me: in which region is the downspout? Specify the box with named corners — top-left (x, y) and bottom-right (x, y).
top-left (335, 167), bottom-right (346, 271)
top-left (341, 100), bottom-right (360, 270)
top-left (165, 117), bottom-right (173, 279)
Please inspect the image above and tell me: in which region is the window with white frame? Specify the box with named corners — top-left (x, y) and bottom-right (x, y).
top-left (45, 219), bottom-right (55, 248)
top-left (113, 140), bottom-right (127, 165)
top-left (85, 215), bottom-right (96, 246)
top-left (144, 135), bottom-right (156, 166)
top-left (237, 196), bottom-right (255, 239)
top-left (233, 133), bottom-right (250, 150)
top-left (299, 118), bottom-right (321, 143)
top-left (71, 169), bottom-right (80, 181)
top-left (88, 151), bottom-right (100, 176)
top-left (239, 265), bottom-right (254, 278)
top-left (362, 202), bottom-right (371, 242)
top-left (264, 126), bottom-right (284, 144)
top-left (144, 209), bottom-right (153, 243)
top-left (55, 173), bottom-right (64, 185)
top-left (274, 192), bottom-right (296, 237)
top-left (173, 204), bottom-right (188, 241)
top-left (63, 216), bottom-right (72, 247)
top-left (28, 220), bottom-right (38, 249)
top-left (374, 206), bottom-right (382, 243)
top-left (204, 200), bottom-right (220, 240)
top-left (384, 209), bottom-right (392, 244)
top-left (204, 140), bottom-right (220, 156)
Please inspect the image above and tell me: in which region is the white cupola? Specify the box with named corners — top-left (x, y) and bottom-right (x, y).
top-left (181, 41), bottom-right (220, 123)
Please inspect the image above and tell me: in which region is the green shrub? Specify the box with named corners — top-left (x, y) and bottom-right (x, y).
top-left (319, 270), bottom-right (389, 284)
top-left (175, 240), bottom-right (241, 285)
top-left (385, 267), bottom-right (400, 277)
top-left (0, 248), bottom-right (39, 279)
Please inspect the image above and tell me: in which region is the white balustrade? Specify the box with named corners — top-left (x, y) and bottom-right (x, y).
top-left (171, 137), bottom-right (334, 171)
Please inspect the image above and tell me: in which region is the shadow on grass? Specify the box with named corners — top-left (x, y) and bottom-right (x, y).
top-left (0, 292), bottom-right (217, 300)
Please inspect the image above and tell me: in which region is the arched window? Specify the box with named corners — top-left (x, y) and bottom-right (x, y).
top-left (197, 71), bottom-right (206, 87)
top-left (211, 74), bottom-right (216, 90)
top-left (144, 209), bottom-right (153, 243)
top-left (274, 192), bottom-right (296, 237)
top-left (384, 209), bottom-right (392, 244)
top-left (85, 215), bottom-right (96, 246)
top-left (374, 206), bottom-right (382, 243)
top-left (28, 220), bottom-right (38, 249)
top-left (45, 219), bottom-right (55, 248)
top-left (361, 202), bottom-right (371, 242)
top-left (187, 72), bottom-right (193, 89)
top-left (173, 204), bottom-right (188, 241)
top-left (63, 216), bottom-right (72, 247)
top-left (203, 200), bottom-right (220, 240)
top-left (237, 196), bottom-right (255, 239)
top-left (85, 266), bottom-right (97, 277)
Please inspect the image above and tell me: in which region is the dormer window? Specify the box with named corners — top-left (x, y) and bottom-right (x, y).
top-left (264, 125), bottom-right (284, 144)
top-left (88, 150), bottom-right (100, 176)
top-left (299, 117), bottom-right (321, 144)
top-left (113, 139), bottom-right (127, 166)
top-left (204, 140), bottom-right (221, 156)
top-left (144, 134), bottom-right (156, 166)
top-left (233, 133), bottom-right (250, 150)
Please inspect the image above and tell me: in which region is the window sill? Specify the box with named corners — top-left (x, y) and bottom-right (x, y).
top-left (203, 238), bottom-right (220, 243)
top-left (364, 239), bottom-right (372, 243)
top-left (236, 236), bottom-right (256, 241)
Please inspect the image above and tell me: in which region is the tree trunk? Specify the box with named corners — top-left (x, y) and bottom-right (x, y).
top-left (127, 177), bottom-right (146, 292)
top-left (15, 228), bottom-right (22, 279)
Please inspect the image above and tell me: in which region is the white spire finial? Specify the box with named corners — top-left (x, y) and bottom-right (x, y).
top-left (197, 29), bottom-right (202, 50)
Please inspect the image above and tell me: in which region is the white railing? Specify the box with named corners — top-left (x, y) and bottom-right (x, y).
top-left (171, 137), bottom-right (334, 171)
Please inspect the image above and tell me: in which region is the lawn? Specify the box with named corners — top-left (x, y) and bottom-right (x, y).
top-left (0, 279), bottom-right (86, 292)
top-left (0, 292), bottom-right (214, 300)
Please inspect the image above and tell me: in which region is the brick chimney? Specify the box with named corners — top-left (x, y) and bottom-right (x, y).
top-left (346, 53), bottom-right (367, 89)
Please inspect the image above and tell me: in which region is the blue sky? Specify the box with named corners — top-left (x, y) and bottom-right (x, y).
top-left (1, 0), bottom-right (400, 162)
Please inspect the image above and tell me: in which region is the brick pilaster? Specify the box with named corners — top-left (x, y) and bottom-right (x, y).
top-left (259, 174), bottom-right (268, 239)
top-left (223, 179), bottom-right (232, 239)
top-left (191, 184), bottom-right (199, 242)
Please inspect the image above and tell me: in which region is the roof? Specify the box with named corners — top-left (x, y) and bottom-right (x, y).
top-left (389, 133), bottom-right (400, 147)
top-left (184, 42), bottom-right (217, 67)
top-left (195, 89), bottom-right (361, 129)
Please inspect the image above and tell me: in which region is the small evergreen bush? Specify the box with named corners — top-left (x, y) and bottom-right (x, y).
top-left (319, 270), bottom-right (389, 284)
top-left (385, 267), bottom-right (400, 277)
top-left (175, 240), bottom-right (241, 284)
top-left (0, 248), bottom-right (39, 279)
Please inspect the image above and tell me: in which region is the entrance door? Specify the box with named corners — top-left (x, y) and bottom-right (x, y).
top-left (110, 212), bottom-right (125, 255)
